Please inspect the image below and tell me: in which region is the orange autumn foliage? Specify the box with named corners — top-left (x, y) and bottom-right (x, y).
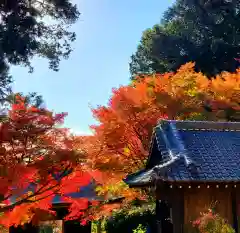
top-left (78, 63), bottom-right (239, 217)
top-left (0, 95), bottom-right (100, 227)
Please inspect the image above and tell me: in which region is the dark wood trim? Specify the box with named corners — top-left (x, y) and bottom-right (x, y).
top-left (180, 190), bottom-right (184, 233)
top-left (162, 187), bottom-right (184, 233)
top-left (130, 180), bottom-right (240, 189)
top-left (176, 189), bottom-right (184, 233)
top-left (155, 199), bottom-right (161, 233)
top-left (232, 189), bottom-right (238, 233)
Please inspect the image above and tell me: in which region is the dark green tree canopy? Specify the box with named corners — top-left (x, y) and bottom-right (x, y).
top-left (0, 0), bottom-right (79, 71)
top-left (0, 0), bottom-right (79, 99)
top-left (130, 0), bottom-right (240, 80)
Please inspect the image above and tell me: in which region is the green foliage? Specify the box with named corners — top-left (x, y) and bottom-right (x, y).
top-left (1, 0), bottom-right (79, 71)
top-left (92, 220), bottom-right (105, 233)
top-left (0, 0), bottom-right (80, 101)
top-left (133, 224), bottom-right (147, 233)
top-left (104, 204), bottom-right (155, 233)
top-left (130, 0), bottom-right (240, 80)
top-left (91, 221), bottom-right (99, 233)
top-left (39, 225), bottom-right (53, 233)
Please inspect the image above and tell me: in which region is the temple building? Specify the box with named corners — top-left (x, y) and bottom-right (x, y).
top-left (124, 120), bottom-right (240, 233)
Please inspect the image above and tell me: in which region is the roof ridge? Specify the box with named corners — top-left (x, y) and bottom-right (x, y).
top-left (158, 120), bottom-right (240, 131)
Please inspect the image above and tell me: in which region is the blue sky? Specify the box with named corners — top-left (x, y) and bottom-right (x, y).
top-left (11, 0), bottom-right (174, 135)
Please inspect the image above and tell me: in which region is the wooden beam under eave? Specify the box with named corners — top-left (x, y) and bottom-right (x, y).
top-left (156, 181), bottom-right (239, 190)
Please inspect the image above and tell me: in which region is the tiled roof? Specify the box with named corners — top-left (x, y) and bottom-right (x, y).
top-left (52, 180), bottom-right (104, 204)
top-left (124, 120), bottom-right (240, 187)
top-left (10, 179), bottom-right (103, 205)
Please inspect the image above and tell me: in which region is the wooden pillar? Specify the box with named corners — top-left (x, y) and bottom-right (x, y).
top-left (171, 190), bottom-right (184, 233)
top-left (156, 199), bottom-right (162, 233)
top-left (237, 187), bottom-right (240, 233)
top-left (232, 188), bottom-right (238, 233)
top-left (234, 187), bottom-right (240, 233)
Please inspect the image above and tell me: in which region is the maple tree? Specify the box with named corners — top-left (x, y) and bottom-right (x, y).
top-left (80, 62), bottom-right (239, 218)
top-left (0, 95), bottom-right (100, 227)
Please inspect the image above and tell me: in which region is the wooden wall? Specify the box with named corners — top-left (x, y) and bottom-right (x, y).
top-left (184, 188), bottom-right (233, 230)
top-left (156, 185), bottom-right (239, 233)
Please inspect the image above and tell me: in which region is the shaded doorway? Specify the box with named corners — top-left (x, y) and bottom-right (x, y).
top-left (9, 224), bottom-right (38, 233)
top-left (63, 221), bottom-right (91, 233)
top-left (156, 200), bottom-right (173, 233)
